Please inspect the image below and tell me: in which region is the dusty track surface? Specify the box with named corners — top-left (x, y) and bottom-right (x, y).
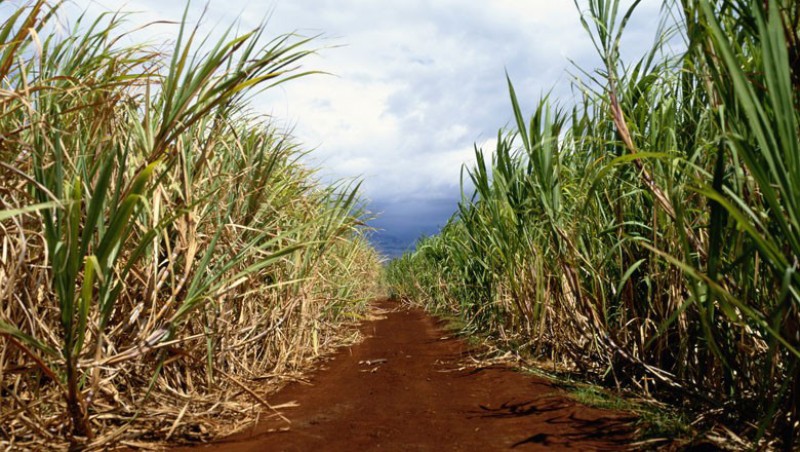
top-left (195, 300), bottom-right (635, 451)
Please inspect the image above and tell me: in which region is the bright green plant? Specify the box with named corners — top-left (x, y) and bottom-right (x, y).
top-left (387, 0), bottom-right (800, 447)
top-left (0, 1), bottom-right (379, 448)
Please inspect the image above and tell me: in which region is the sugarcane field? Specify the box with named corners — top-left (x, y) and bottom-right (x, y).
top-left (2, 0), bottom-right (800, 450)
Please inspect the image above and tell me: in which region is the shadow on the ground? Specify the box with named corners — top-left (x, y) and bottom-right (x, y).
top-left (469, 399), bottom-right (566, 419)
top-left (468, 398), bottom-right (636, 450)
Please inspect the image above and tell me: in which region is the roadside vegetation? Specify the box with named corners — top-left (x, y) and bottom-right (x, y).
top-left (387, 0), bottom-right (800, 448)
top-left (0, 1), bottom-right (380, 449)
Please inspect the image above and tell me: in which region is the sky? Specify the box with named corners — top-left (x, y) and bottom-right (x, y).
top-left (75, 0), bottom-right (665, 257)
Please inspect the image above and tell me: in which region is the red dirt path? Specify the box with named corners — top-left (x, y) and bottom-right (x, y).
top-left (192, 300), bottom-right (635, 451)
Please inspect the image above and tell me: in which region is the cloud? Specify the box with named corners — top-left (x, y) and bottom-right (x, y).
top-left (76, 0), bottom-right (665, 254)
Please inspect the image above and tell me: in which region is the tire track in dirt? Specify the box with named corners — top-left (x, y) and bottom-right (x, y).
top-left (193, 299), bottom-right (635, 451)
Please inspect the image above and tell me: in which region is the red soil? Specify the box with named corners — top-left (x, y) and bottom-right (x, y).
top-left (189, 300), bottom-right (635, 451)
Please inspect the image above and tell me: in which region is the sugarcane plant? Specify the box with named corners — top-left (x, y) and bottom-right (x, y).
top-left (387, 0), bottom-right (800, 447)
top-left (0, 1), bottom-right (380, 448)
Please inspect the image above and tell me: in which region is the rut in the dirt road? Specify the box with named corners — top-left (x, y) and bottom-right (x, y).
top-left (193, 300), bottom-right (635, 451)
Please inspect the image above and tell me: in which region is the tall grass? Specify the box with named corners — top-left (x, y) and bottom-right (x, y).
top-left (0, 1), bottom-right (379, 448)
top-left (387, 0), bottom-right (800, 447)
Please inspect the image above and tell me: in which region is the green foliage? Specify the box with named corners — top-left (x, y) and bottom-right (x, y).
top-left (0, 1), bottom-right (380, 447)
top-left (387, 0), bottom-right (800, 447)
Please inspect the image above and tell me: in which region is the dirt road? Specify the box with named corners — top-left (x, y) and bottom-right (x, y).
top-left (196, 300), bottom-right (634, 451)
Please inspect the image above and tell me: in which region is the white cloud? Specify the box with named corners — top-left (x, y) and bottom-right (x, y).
top-left (70, 0), bottom-right (665, 249)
